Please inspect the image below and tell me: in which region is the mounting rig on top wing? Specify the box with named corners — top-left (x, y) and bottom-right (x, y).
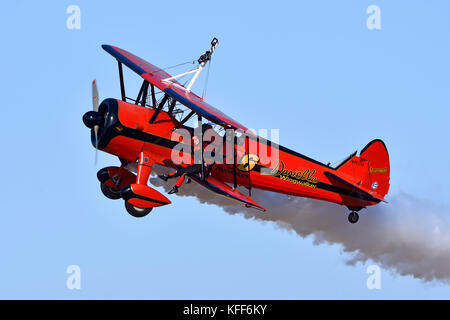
top-left (162, 37), bottom-right (219, 92)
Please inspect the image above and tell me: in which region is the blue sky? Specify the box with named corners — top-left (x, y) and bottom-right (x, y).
top-left (0, 1), bottom-right (449, 298)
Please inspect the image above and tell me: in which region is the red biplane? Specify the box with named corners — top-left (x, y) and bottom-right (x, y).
top-left (83, 39), bottom-right (390, 223)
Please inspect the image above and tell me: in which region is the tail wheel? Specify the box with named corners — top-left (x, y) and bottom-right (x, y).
top-left (100, 182), bottom-right (121, 200)
top-left (348, 211), bottom-right (359, 224)
top-left (124, 201), bottom-right (152, 218)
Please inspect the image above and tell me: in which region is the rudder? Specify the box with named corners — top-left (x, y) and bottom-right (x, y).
top-left (335, 139), bottom-right (390, 200)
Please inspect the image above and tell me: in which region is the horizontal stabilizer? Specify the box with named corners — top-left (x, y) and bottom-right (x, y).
top-left (324, 171), bottom-right (384, 203)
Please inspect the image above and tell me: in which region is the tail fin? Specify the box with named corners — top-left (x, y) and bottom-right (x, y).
top-left (335, 139), bottom-right (390, 200)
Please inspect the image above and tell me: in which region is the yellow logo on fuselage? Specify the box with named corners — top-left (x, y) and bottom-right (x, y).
top-left (237, 154), bottom-right (260, 172)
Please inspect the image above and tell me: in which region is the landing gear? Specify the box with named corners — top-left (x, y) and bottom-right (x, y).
top-left (98, 153), bottom-right (170, 218)
top-left (100, 183), bottom-right (121, 200)
top-left (348, 211), bottom-right (359, 224)
top-left (124, 201), bottom-right (152, 218)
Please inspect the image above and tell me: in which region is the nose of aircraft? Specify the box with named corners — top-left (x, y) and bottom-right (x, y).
top-left (82, 111), bottom-right (103, 128)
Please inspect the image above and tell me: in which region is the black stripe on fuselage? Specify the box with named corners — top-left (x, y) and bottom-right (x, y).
top-left (98, 106), bottom-right (377, 205)
top-left (111, 128), bottom-right (378, 204)
top-left (251, 164), bottom-right (379, 203)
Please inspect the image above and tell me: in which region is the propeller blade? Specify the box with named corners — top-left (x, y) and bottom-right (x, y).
top-left (92, 79), bottom-right (99, 112)
top-left (92, 79), bottom-right (100, 165)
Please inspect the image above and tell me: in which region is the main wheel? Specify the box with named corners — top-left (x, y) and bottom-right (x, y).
top-left (348, 211), bottom-right (359, 224)
top-left (124, 201), bottom-right (152, 218)
top-left (100, 182), bottom-right (121, 200)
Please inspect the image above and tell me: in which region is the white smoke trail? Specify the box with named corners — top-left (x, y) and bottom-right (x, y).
top-left (150, 166), bottom-right (450, 283)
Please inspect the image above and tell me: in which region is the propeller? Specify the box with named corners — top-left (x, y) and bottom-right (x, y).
top-left (83, 79), bottom-right (104, 165)
top-left (92, 79), bottom-right (99, 165)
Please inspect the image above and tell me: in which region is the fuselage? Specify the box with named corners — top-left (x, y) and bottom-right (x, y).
top-left (89, 98), bottom-right (380, 210)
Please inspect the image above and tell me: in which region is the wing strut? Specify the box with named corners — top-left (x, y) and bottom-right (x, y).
top-left (135, 80), bottom-right (149, 106)
top-left (233, 132), bottom-right (237, 189)
top-left (176, 110), bottom-right (195, 128)
top-left (246, 135), bottom-right (252, 196)
top-left (150, 84), bottom-right (157, 108)
top-left (117, 61), bottom-right (126, 101)
top-left (197, 115), bottom-right (205, 180)
top-left (141, 81), bottom-right (149, 106)
top-left (149, 94), bottom-right (169, 123)
top-left (168, 98), bottom-right (176, 114)
top-left (135, 81), bottom-right (144, 105)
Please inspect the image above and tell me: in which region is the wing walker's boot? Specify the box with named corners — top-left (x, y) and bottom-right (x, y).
top-left (160, 164), bottom-right (202, 194)
top-left (168, 173), bottom-right (187, 194)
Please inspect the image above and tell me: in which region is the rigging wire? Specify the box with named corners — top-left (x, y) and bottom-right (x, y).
top-left (202, 59), bottom-right (212, 100)
top-left (144, 52), bottom-right (214, 120)
top-left (149, 60), bottom-right (196, 75)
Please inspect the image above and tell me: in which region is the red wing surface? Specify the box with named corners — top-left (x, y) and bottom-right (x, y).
top-left (190, 175), bottom-right (266, 211)
top-left (102, 45), bottom-right (247, 131)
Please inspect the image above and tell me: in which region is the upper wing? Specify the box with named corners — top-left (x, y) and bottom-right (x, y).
top-left (102, 44), bottom-right (248, 131)
top-left (189, 175), bottom-right (266, 211)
